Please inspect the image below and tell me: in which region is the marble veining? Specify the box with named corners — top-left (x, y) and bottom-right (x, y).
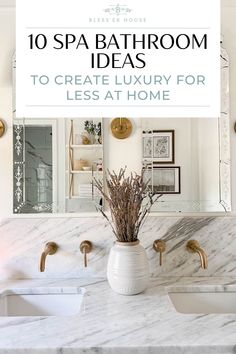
top-left (0, 277), bottom-right (235, 353)
top-left (0, 216), bottom-right (236, 279)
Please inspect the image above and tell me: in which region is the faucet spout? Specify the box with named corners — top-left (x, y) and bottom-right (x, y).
top-left (186, 240), bottom-right (208, 269)
top-left (39, 242), bottom-right (58, 272)
top-left (153, 239), bottom-right (166, 266)
top-left (80, 240), bottom-right (92, 268)
top-left (40, 251), bottom-right (47, 272)
top-left (195, 247), bottom-right (208, 269)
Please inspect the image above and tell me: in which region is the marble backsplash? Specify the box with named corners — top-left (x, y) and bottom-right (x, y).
top-left (0, 216), bottom-right (235, 280)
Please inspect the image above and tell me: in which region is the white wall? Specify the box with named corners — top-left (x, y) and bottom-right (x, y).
top-left (103, 118), bottom-right (142, 175)
top-left (0, 4), bottom-right (235, 217)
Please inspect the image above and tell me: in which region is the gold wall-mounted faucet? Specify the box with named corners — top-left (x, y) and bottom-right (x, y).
top-left (186, 240), bottom-right (208, 269)
top-left (80, 240), bottom-right (92, 267)
top-left (39, 242), bottom-right (58, 272)
top-left (153, 239), bottom-right (166, 266)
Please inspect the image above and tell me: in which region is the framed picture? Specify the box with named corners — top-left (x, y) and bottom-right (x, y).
top-left (142, 130), bottom-right (175, 163)
top-left (144, 166), bottom-right (181, 194)
top-left (153, 130), bottom-right (175, 164)
top-left (142, 133), bottom-right (153, 158)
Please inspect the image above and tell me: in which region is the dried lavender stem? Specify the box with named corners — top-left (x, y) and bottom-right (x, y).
top-left (94, 168), bottom-right (161, 242)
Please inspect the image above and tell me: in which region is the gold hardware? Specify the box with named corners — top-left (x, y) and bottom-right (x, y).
top-left (111, 118), bottom-right (132, 139)
top-left (153, 239), bottom-right (166, 266)
top-left (80, 240), bottom-right (92, 267)
top-left (0, 119), bottom-right (6, 138)
top-left (234, 122), bottom-right (236, 133)
top-left (186, 240), bottom-right (208, 269)
top-left (39, 242), bottom-right (58, 272)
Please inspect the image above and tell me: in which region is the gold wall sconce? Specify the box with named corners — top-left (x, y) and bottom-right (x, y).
top-left (0, 119), bottom-right (6, 138)
top-left (111, 118), bottom-right (132, 139)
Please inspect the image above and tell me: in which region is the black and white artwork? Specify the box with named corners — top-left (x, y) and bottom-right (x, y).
top-left (144, 166), bottom-right (181, 194)
top-left (142, 135), bottom-right (153, 158)
top-left (142, 130), bottom-right (175, 163)
top-left (153, 136), bottom-right (169, 158)
top-left (153, 130), bottom-right (175, 163)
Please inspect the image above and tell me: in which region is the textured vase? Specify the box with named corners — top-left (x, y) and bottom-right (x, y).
top-left (107, 240), bottom-right (150, 295)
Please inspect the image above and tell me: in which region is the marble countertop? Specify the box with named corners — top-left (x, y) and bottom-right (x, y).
top-left (0, 277), bottom-right (236, 354)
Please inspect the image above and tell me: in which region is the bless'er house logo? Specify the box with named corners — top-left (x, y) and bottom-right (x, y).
top-left (88, 3), bottom-right (146, 23)
top-left (103, 4), bottom-right (133, 16)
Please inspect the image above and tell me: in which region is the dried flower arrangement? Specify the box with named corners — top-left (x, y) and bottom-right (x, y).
top-left (94, 168), bottom-right (161, 242)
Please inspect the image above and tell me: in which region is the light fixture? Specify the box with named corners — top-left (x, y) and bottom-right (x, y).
top-left (0, 119), bottom-right (6, 138)
top-left (110, 118), bottom-right (132, 139)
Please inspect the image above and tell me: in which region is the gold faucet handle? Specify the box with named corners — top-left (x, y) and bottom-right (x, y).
top-left (186, 240), bottom-right (200, 252)
top-left (153, 239), bottom-right (166, 266)
top-left (80, 240), bottom-right (92, 268)
top-left (45, 242), bottom-right (58, 255)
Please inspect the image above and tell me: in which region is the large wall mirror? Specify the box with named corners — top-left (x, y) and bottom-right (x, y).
top-left (12, 42), bottom-right (231, 214)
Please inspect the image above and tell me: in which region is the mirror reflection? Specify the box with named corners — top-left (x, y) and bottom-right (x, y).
top-left (142, 118), bottom-right (229, 212)
top-left (13, 118), bottom-right (104, 214)
top-left (13, 124), bottom-right (53, 213)
top-left (12, 115), bottom-right (231, 214)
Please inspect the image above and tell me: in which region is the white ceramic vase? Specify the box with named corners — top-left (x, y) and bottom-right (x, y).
top-left (107, 240), bottom-right (150, 295)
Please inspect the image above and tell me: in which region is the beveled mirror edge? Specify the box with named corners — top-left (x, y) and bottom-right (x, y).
top-left (6, 210), bottom-right (234, 219)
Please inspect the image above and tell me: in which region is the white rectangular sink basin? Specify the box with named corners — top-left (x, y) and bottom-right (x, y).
top-left (0, 287), bottom-right (86, 317)
top-left (168, 290), bottom-right (236, 314)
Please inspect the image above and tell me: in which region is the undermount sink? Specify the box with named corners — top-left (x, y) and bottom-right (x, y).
top-left (168, 288), bottom-right (236, 314)
top-left (0, 287), bottom-right (86, 317)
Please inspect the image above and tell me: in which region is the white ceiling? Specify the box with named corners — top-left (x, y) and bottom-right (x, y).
top-left (0, 0), bottom-right (15, 7)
